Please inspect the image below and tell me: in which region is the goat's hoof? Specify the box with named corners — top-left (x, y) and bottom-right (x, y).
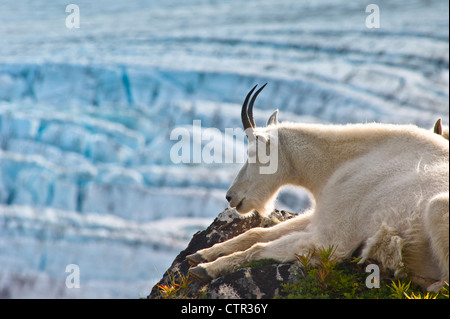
top-left (189, 266), bottom-right (212, 284)
top-left (186, 253), bottom-right (206, 267)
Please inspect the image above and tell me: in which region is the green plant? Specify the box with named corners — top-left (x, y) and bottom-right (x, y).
top-left (388, 280), bottom-right (450, 299)
top-left (388, 280), bottom-right (411, 299)
top-left (441, 281), bottom-right (449, 298)
top-left (295, 250), bottom-right (314, 274)
top-left (281, 245), bottom-right (363, 299)
top-left (404, 291), bottom-right (438, 299)
top-left (157, 270), bottom-right (193, 299)
top-left (314, 246), bottom-right (339, 293)
top-left (278, 245), bottom-right (448, 299)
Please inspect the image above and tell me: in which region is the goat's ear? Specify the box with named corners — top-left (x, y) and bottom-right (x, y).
top-left (266, 109), bottom-right (279, 126)
top-left (434, 118), bottom-right (443, 135)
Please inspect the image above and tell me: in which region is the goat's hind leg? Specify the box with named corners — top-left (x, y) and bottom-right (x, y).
top-left (187, 211), bottom-right (313, 267)
top-left (424, 193), bottom-right (449, 292)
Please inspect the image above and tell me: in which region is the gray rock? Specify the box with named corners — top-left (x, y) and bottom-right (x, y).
top-left (147, 208), bottom-right (299, 299)
top-left (207, 263), bottom-right (301, 299)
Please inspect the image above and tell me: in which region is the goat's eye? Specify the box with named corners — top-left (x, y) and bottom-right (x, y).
top-left (247, 142), bottom-right (257, 159)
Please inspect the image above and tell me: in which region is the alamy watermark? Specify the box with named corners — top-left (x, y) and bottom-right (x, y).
top-left (365, 264), bottom-right (380, 289)
top-left (170, 120), bottom-right (279, 174)
top-left (65, 4), bottom-right (80, 29)
top-left (65, 264), bottom-right (80, 288)
top-left (65, 3), bottom-right (380, 30)
top-left (365, 4), bottom-right (380, 29)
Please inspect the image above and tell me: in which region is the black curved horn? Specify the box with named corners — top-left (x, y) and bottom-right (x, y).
top-left (241, 84), bottom-right (258, 131)
top-left (248, 83), bottom-right (267, 128)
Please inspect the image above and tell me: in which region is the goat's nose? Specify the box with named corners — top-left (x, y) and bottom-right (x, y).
top-left (226, 195), bottom-right (232, 203)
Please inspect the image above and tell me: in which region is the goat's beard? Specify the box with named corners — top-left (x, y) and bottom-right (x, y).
top-left (250, 192), bottom-right (278, 218)
top-left (255, 202), bottom-right (275, 218)
top-left (232, 187), bottom-right (279, 218)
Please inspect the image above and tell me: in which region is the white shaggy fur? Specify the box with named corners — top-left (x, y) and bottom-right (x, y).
top-left (188, 108), bottom-right (449, 292)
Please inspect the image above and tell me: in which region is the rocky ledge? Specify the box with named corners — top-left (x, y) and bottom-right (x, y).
top-left (147, 208), bottom-right (301, 299)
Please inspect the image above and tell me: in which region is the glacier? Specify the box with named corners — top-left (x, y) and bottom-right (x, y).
top-left (0, 0), bottom-right (448, 298)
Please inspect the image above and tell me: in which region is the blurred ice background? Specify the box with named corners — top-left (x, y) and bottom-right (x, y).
top-left (0, 0), bottom-right (448, 298)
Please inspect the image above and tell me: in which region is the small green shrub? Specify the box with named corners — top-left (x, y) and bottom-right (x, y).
top-left (155, 246), bottom-right (449, 299)
top-left (278, 246), bottom-right (449, 299)
top-left (157, 270), bottom-right (193, 299)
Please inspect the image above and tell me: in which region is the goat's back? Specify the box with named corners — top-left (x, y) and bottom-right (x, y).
top-left (313, 125), bottom-right (448, 246)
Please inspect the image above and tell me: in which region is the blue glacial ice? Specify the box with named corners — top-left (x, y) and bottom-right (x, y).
top-left (0, 0), bottom-right (448, 298)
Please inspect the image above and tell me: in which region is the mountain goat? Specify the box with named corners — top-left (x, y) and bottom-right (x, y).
top-left (188, 84), bottom-right (449, 292)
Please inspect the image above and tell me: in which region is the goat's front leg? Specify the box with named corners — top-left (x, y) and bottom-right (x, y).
top-left (186, 212), bottom-right (312, 267)
top-left (189, 229), bottom-right (319, 283)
